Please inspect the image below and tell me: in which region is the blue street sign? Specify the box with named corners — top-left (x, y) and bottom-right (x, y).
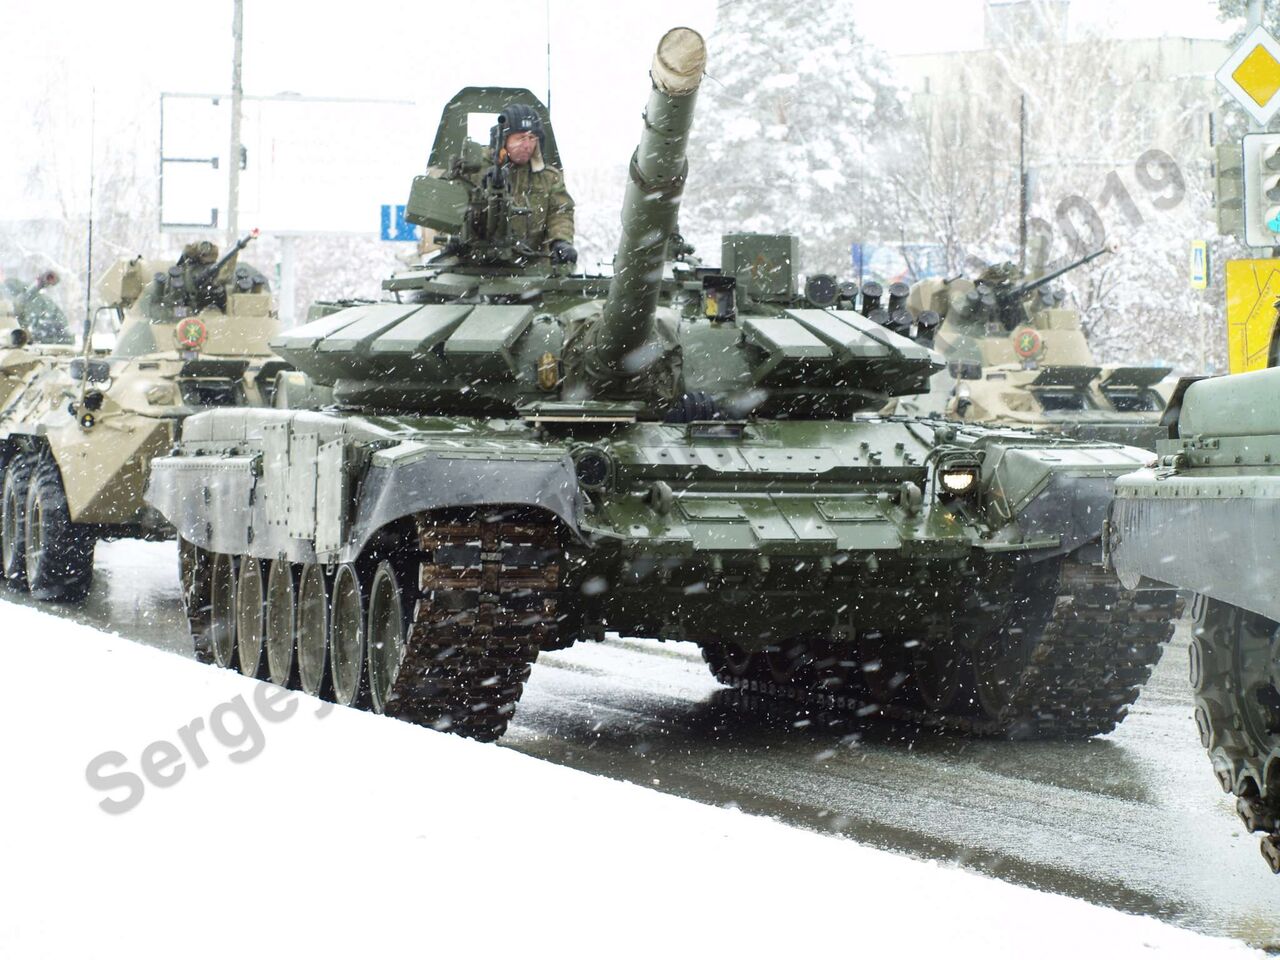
top-left (1189, 240), bottom-right (1209, 290)
top-left (380, 204), bottom-right (419, 242)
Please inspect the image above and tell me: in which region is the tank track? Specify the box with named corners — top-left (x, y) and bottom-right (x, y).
top-left (1190, 598), bottom-right (1280, 873)
top-left (704, 561), bottom-right (1179, 739)
top-left (381, 514), bottom-right (560, 742)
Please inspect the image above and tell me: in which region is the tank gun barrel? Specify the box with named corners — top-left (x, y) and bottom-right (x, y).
top-left (594, 28), bottom-right (706, 372)
top-left (1009, 241), bottom-right (1116, 300)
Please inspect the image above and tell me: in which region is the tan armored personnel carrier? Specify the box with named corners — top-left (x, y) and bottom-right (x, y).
top-left (0, 234), bottom-right (288, 602)
top-left (902, 247), bottom-right (1176, 448)
top-left (0, 271), bottom-right (78, 412)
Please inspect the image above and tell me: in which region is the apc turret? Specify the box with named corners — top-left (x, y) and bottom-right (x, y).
top-left (902, 242), bottom-right (1180, 448)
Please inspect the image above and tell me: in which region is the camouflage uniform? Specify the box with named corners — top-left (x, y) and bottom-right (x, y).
top-left (464, 149), bottom-right (573, 257)
top-left (503, 159), bottom-right (575, 255)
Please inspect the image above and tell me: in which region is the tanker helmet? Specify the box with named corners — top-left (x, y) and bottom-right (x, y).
top-left (493, 103), bottom-right (545, 154)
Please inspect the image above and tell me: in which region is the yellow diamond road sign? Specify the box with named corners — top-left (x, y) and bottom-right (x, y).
top-left (1218, 26), bottom-right (1280, 125)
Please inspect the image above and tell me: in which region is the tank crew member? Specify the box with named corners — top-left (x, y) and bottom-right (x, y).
top-left (491, 103), bottom-right (577, 264)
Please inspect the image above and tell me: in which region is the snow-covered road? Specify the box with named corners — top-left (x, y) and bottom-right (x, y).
top-left (1, 540), bottom-right (1276, 954)
top-left (0, 598), bottom-right (1265, 959)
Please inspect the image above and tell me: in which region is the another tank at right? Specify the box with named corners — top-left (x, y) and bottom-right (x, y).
top-left (1110, 366), bottom-right (1280, 874)
top-left (900, 246), bottom-right (1180, 450)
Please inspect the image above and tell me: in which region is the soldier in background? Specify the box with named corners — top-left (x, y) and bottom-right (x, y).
top-left (489, 103), bottom-right (577, 264)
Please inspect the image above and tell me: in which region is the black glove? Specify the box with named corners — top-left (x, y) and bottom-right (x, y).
top-left (550, 240), bottom-right (578, 265)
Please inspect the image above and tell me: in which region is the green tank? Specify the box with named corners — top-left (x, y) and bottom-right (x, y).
top-left (144, 28), bottom-right (1178, 741)
top-left (1110, 367), bottom-right (1280, 873)
top-left (0, 234), bottom-right (288, 602)
top-left (901, 248), bottom-right (1178, 449)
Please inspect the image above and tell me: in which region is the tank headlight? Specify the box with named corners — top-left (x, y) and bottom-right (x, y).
top-left (937, 462), bottom-right (981, 501)
top-left (942, 471), bottom-right (977, 496)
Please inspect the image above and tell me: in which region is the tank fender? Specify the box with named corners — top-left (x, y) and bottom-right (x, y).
top-left (346, 443), bottom-right (584, 559)
top-left (981, 442), bottom-right (1148, 562)
top-left (1008, 471), bottom-right (1116, 561)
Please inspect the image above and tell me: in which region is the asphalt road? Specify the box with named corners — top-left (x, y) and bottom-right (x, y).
top-left (6, 539), bottom-right (1277, 951)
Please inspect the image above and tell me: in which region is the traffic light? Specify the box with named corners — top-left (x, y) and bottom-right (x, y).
top-left (1214, 141), bottom-right (1245, 238)
top-left (1242, 132), bottom-right (1280, 247)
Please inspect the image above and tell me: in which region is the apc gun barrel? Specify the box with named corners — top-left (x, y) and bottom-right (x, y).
top-left (199, 228), bottom-right (260, 288)
top-left (594, 28), bottom-right (706, 372)
top-left (1012, 243), bottom-right (1114, 299)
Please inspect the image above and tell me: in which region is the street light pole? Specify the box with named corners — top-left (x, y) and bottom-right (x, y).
top-left (227, 0), bottom-right (243, 246)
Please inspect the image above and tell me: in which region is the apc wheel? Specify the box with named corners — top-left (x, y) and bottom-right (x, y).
top-left (265, 560), bottom-right (298, 688)
top-left (1191, 598), bottom-right (1280, 873)
top-left (235, 556), bottom-right (267, 679)
top-left (1, 454), bottom-right (32, 588)
top-left (296, 564), bottom-right (331, 698)
top-left (329, 563), bottom-right (367, 708)
top-left (179, 540), bottom-right (214, 664)
top-left (367, 561), bottom-right (408, 715)
top-left (209, 553), bottom-right (238, 669)
top-left (24, 456), bottom-right (94, 602)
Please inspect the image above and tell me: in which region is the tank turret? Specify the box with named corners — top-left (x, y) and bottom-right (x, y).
top-left (590, 27), bottom-right (705, 376)
top-left (274, 27), bottom-right (942, 420)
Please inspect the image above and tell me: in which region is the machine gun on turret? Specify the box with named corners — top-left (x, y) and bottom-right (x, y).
top-left (959, 242), bottom-right (1117, 332)
top-left (403, 96), bottom-right (565, 265)
top-left (152, 229), bottom-right (264, 315)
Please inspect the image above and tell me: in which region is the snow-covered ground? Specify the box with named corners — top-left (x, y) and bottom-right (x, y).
top-left (0, 601), bottom-right (1262, 959)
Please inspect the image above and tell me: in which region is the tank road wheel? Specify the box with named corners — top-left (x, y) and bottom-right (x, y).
top-left (329, 563), bottom-right (367, 708)
top-left (1, 454), bottom-right (32, 588)
top-left (702, 642), bottom-right (757, 684)
top-left (235, 556), bottom-right (268, 679)
top-left (1191, 598), bottom-right (1280, 873)
top-left (296, 564), bottom-right (332, 699)
top-left (265, 560), bottom-right (299, 688)
top-left (971, 625), bottom-right (1033, 721)
top-left (367, 561), bottom-right (408, 715)
top-left (24, 455), bottom-right (94, 602)
top-left (208, 553), bottom-right (239, 669)
top-left (179, 540), bottom-right (215, 664)
top-left (765, 640), bottom-right (813, 686)
top-left (912, 636), bottom-right (972, 714)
